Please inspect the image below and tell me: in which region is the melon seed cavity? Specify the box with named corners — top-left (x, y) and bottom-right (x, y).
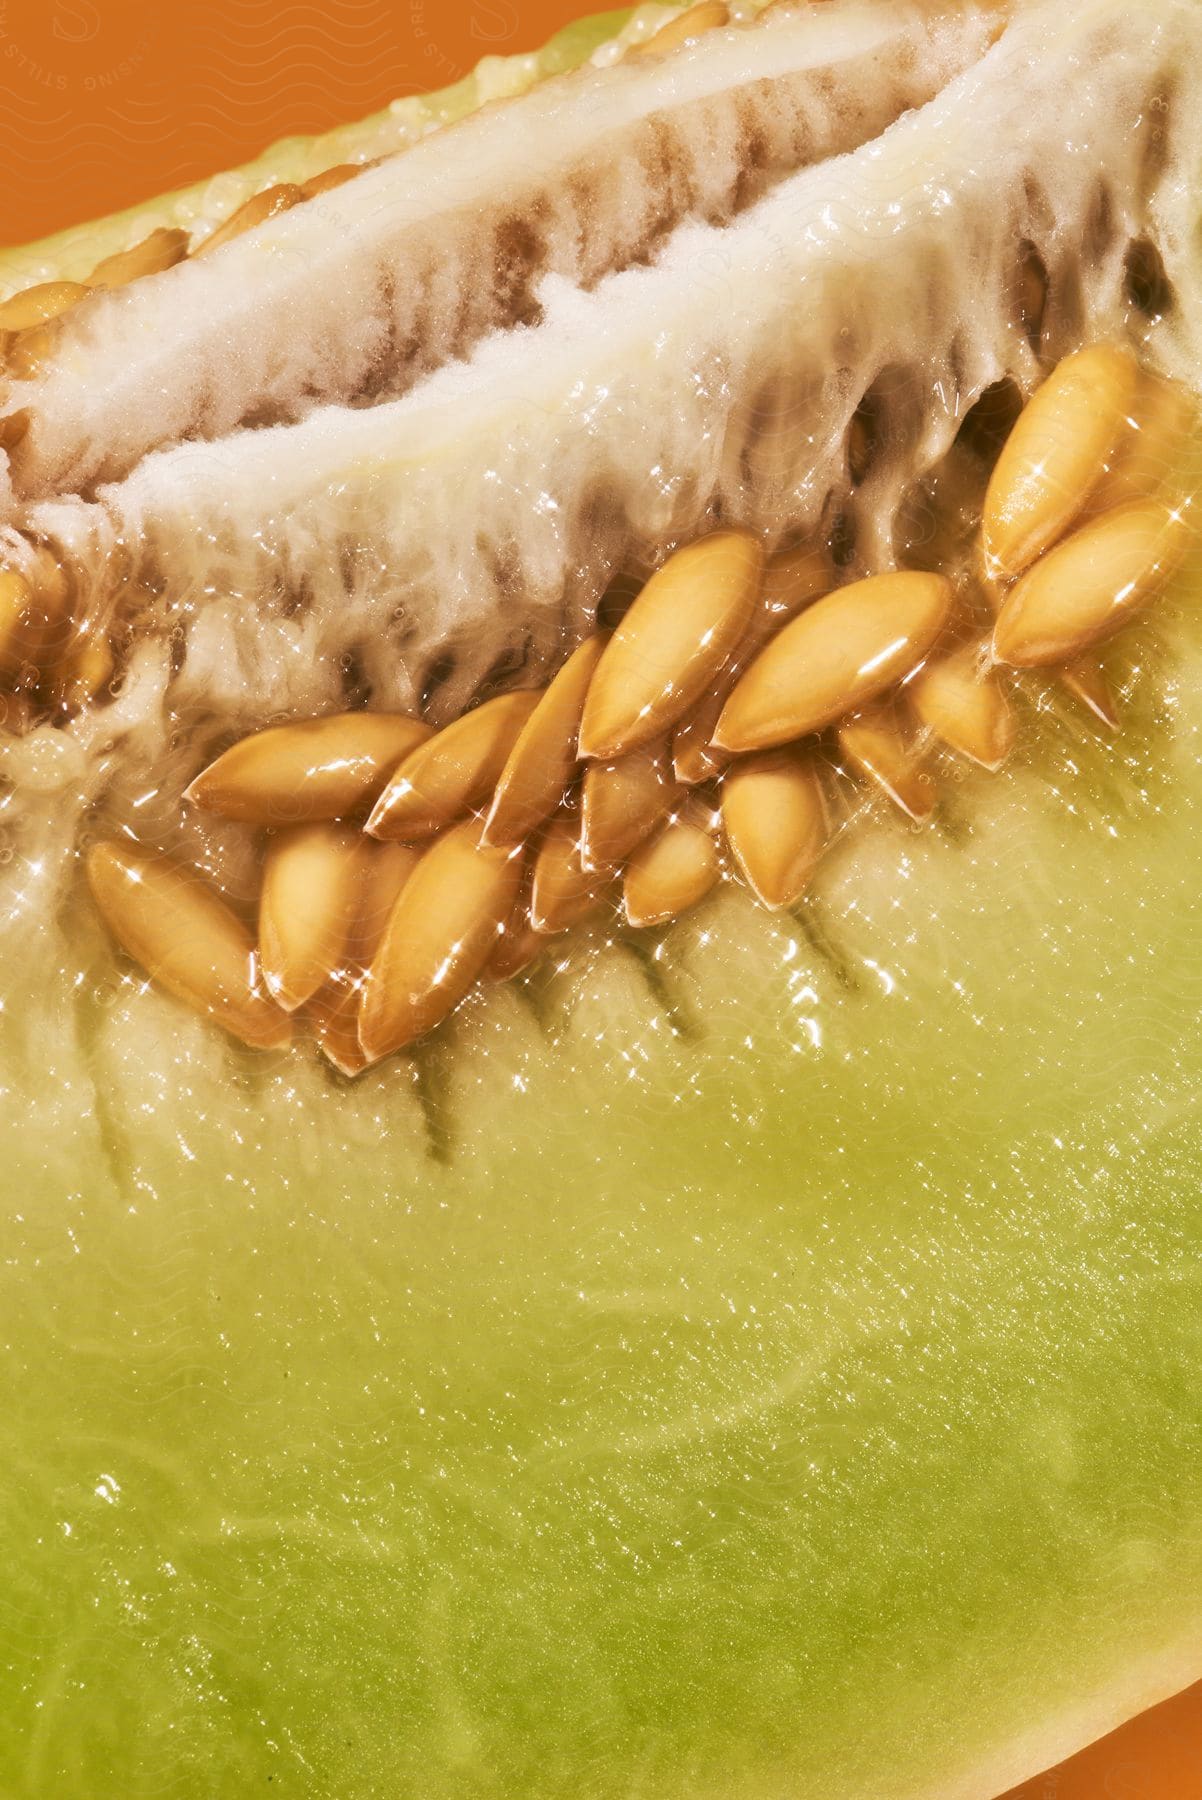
top-left (0, 340), bottom-right (1188, 1070)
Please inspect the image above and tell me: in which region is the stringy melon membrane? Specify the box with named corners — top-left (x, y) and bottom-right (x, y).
top-left (0, 0), bottom-right (995, 302)
top-left (0, 0), bottom-right (1003, 504)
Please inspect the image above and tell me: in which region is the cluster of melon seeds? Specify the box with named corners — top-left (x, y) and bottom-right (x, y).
top-left (64, 341), bottom-right (1195, 1076)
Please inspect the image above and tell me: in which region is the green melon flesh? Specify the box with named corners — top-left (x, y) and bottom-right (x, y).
top-left (5, 581), bottom-right (1202, 1797)
top-left (4, 3), bottom-right (1202, 1797)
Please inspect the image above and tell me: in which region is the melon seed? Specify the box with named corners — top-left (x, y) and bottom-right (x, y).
top-left (366, 690), bottom-right (540, 842)
top-left (672, 538), bottom-right (831, 784)
top-left (86, 842), bottom-right (292, 1051)
top-left (299, 164), bottom-right (363, 200)
top-left (907, 639), bottom-right (1016, 771)
top-left (581, 737), bottom-right (677, 872)
top-left (5, 325), bottom-right (60, 380)
top-left (308, 842), bottom-right (421, 1074)
top-left (351, 841), bottom-right (423, 968)
top-left (90, 228), bottom-right (189, 291)
top-left (484, 638), bottom-right (605, 846)
top-left (359, 822), bottom-right (524, 1061)
top-left (631, 2), bottom-right (729, 57)
top-left (722, 751), bottom-right (828, 911)
top-left (530, 814), bottom-right (613, 936)
top-left (186, 712), bottom-right (432, 824)
top-left (483, 889), bottom-right (546, 983)
top-left (623, 808), bottom-right (721, 929)
top-left (1088, 370), bottom-right (1197, 513)
top-left (259, 824), bottom-right (370, 1012)
top-left (579, 531), bottom-right (763, 760)
top-left (0, 281), bottom-right (90, 334)
top-left (837, 704), bottom-right (937, 824)
top-left (982, 345), bottom-right (1139, 576)
top-left (311, 984), bottom-right (374, 1079)
top-left (192, 184), bottom-right (304, 259)
top-left (993, 500), bottom-right (1190, 667)
top-left (715, 570), bottom-right (953, 754)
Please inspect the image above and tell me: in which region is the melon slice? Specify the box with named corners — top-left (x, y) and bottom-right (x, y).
top-left (1, 1), bottom-right (1202, 1796)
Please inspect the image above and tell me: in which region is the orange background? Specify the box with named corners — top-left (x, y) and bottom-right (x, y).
top-left (0, 0), bottom-right (1199, 1791)
top-left (0, 0), bottom-right (587, 247)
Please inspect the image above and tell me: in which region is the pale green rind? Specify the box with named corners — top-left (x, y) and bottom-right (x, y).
top-left (0, 8), bottom-right (633, 290)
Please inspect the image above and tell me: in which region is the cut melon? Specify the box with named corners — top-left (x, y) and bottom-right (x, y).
top-left (0, 1), bottom-right (1201, 1796)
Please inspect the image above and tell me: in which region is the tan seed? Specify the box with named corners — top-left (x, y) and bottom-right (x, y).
top-left (86, 842), bottom-right (291, 1051)
top-left (352, 840), bottom-right (422, 967)
top-left (982, 345), bottom-right (1139, 577)
top-left (623, 809), bottom-right (721, 929)
top-left (185, 711), bottom-right (432, 824)
top-left (45, 629), bottom-right (114, 714)
top-left (1089, 371), bottom-right (1197, 513)
top-left (908, 639), bottom-right (1016, 771)
top-left (311, 984), bottom-right (373, 1078)
top-left (483, 892), bottom-right (545, 983)
top-left (715, 570), bottom-right (954, 754)
top-left (672, 538), bottom-right (831, 784)
top-left (300, 164), bottom-right (362, 200)
top-left (581, 737), bottom-right (676, 871)
top-left (192, 184), bottom-right (304, 259)
top-left (1059, 654), bottom-right (1120, 731)
top-left (530, 814), bottom-right (613, 935)
top-left (90, 228), bottom-right (189, 290)
top-left (366, 690), bottom-right (540, 842)
top-left (631, 1), bottom-right (729, 56)
top-left (837, 704), bottom-right (936, 824)
top-left (484, 638), bottom-right (604, 846)
top-left (359, 820), bottom-right (524, 1061)
top-left (579, 530), bottom-right (763, 760)
top-left (993, 500), bottom-right (1190, 668)
top-left (0, 281), bottom-right (90, 333)
top-left (308, 842), bottom-right (420, 1074)
top-left (722, 751), bottom-right (828, 910)
top-left (258, 824), bottom-right (370, 1011)
top-left (5, 324), bottom-right (59, 379)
